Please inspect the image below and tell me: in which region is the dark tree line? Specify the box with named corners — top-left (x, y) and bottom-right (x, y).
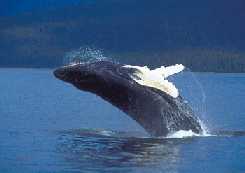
top-left (0, 0), bottom-right (245, 72)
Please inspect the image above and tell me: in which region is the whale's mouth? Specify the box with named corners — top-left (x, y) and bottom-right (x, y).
top-left (54, 64), bottom-right (91, 83)
top-left (54, 67), bottom-right (67, 81)
top-left (123, 64), bottom-right (185, 98)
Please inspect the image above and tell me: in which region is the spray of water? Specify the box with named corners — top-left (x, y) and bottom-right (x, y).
top-left (63, 47), bottom-right (112, 66)
top-left (168, 68), bottom-right (210, 136)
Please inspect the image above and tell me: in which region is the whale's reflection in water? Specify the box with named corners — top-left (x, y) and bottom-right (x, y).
top-left (56, 129), bottom-right (193, 172)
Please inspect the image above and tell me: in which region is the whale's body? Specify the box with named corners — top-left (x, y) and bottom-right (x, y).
top-left (54, 61), bottom-right (202, 137)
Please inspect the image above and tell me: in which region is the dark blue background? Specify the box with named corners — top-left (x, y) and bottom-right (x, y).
top-left (0, 0), bottom-right (82, 16)
top-left (0, 0), bottom-right (245, 71)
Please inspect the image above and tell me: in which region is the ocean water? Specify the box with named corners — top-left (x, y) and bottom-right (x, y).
top-left (0, 68), bottom-right (245, 173)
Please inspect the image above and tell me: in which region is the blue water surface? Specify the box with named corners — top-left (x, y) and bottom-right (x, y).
top-left (0, 69), bottom-right (245, 173)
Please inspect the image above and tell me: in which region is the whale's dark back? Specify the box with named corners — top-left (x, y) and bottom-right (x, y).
top-left (54, 61), bottom-right (203, 136)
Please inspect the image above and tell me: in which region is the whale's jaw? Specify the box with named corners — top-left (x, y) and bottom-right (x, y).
top-left (54, 61), bottom-right (203, 137)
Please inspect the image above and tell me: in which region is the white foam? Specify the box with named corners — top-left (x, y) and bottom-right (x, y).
top-left (99, 130), bottom-right (115, 136)
top-left (198, 119), bottom-right (211, 136)
top-left (166, 127), bottom-right (213, 139)
top-left (166, 130), bottom-right (200, 138)
top-left (123, 64), bottom-right (185, 98)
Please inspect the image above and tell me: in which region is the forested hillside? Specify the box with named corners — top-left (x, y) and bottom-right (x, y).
top-left (0, 0), bottom-right (245, 72)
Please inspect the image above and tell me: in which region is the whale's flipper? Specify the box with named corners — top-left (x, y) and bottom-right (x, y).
top-left (152, 64), bottom-right (185, 78)
top-left (123, 64), bottom-right (185, 98)
top-left (54, 61), bottom-right (203, 137)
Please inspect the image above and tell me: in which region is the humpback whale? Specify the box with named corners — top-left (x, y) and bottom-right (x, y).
top-left (54, 61), bottom-right (203, 137)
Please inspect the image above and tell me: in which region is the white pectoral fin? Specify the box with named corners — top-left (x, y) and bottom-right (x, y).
top-left (124, 63), bottom-right (185, 98)
top-left (165, 64), bottom-right (185, 77)
top-left (154, 64), bottom-right (185, 78)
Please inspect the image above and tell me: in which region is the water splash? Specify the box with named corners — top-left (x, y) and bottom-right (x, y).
top-left (169, 68), bottom-right (209, 134)
top-left (63, 46), bottom-right (111, 66)
top-left (166, 129), bottom-right (212, 139)
top-left (170, 71), bottom-right (206, 115)
top-left (166, 130), bottom-right (200, 138)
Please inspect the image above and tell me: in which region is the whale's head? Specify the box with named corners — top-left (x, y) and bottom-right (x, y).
top-left (54, 61), bottom-right (133, 94)
top-left (54, 62), bottom-right (109, 92)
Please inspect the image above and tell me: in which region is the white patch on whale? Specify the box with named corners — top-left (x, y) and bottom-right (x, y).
top-left (123, 64), bottom-right (185, 98)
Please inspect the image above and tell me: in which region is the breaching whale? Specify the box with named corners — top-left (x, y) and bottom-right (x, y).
top-left (54, 61), bottom-right (203, 137)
